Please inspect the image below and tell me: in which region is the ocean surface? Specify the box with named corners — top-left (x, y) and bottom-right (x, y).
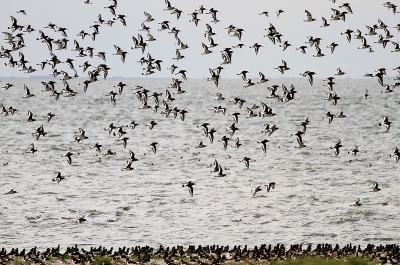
top-left (0, 77), bottom-right (399, 249)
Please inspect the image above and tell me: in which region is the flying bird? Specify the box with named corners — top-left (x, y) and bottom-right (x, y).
top-left (52, 172), bottom-right (65, 183)
top-left (182, 181), bottom-right (195, 196)
top-left (330, 139), bottom-right (343, 156)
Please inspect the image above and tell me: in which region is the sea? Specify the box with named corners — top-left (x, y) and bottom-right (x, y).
top-left (0, 77), bottom-right (399, 250)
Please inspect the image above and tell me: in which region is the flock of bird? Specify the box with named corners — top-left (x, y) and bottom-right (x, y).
top-left (1, 243), bottom-right (400, 265)
top-left (1, 0), bottom-right (400, 235)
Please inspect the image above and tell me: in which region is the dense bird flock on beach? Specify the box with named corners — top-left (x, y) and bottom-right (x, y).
top-left (1, 0), bottom-right (400, 233)
top-left (1, 243), bottom-right (400, 264)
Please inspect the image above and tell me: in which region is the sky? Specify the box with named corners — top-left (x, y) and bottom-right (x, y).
top-left (0, 0), bottom-right (399, 80)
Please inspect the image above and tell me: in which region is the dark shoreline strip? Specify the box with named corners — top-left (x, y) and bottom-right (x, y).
top-left (0, 243), bottom-right (396, 264)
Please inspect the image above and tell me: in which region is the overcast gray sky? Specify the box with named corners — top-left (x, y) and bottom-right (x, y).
top-left (0, 0), bottom-right (399, 79)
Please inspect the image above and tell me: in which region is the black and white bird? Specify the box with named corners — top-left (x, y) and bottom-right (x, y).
top-left (114, 81), bottom-right (127, 95)
top-left (72, 128), bottom-right (89, 143)
top-left (196, 141), bottom-right (206, 148)
top-left (257, 139), bottom-right (269, 153)
top-left (371, 181), bottom-right (381, 192)
top-left (207, 128), bottom-right (217, 143)
top-left (5, 189), bottom-right (18, 195)
top-left (121, 160), bottom-right (134, 171)
top-left (149, 142), bottom-right (158, 154)
top-left (257, 72), bottom-right (269, 84)
top-left (291, 131), bottom-right (306, 148)
top-left (390, 147), bottom-right (400, 163)
top-left (24, 143), bottom-right (38, 154)
top-left (335, 67), bottom-right (346, 76)
top-left (226, 123), bottom-right (239, 137)
top-left (330, 139), bottom-right (343, 156)
top-left (210, 159), bottom-right (219, 173)
top-left (265, 182), bottom-right (276, 192)
top-left (300, 71), bottom-right (316, 86)
top-left (250, 43), bottom-right (263, 55)
top-left (146, 120), bottom-right (158, 130)
top-left (214, 93), bottom-right (225, 101)
top-left (128, 150), bottom-right (138, 162)
top-left (237, 70), bottom-right (249, 81)
top-left (304, 10), bottom-right (316, 22)
top-left (296, 45), bottom-right (308, 54)
top-left (365, 25), bottom-right (377, 36)
top-left (275, 60), bottom-right (290, 74)
top-left (243, 79), bottom-right (255, 88)
top-left (276, 9), bottom-right (284, 17)
top-left (182, 181), bottom-right (195, 196)
top-left (231, 137), bottom-right (242, 148)
top-left (102, 149), bottom-right (116, 157)
top-left (321, 17), bottom-right (330, 27)
top-left (218, 135), bottom-right (230, 150)
top-left (348, 146), bottom-right (359, 156)
top-left (214, 165), bottom-right (226, 177)
top-left (341, 29), bottom-right (354, 43)
top-left (43, 112), bottom-right (56, 122)
top-left (327, 42), bottom-right (339, 53)
top-left (298, 117), bottom-right (310, 133)
top-left (32, 125), bottom-right (47, 140)
top-left (262, 124), bottom-right (279, 136)
top-left (24, 110), bottom-right (36, 122)
top-left (239, 157), bottom-right (252, 169)
top-left (246, 107), bottom-right (257, 118)
top-left (119, 137), bottom-right (129, 149)
top-left (90, 142), bottom-right (102, 153)
top-left (350, 198), bottom-right (362, 206)
top-left (325, 112), bottom-right (335, 124)
top-left (23, 84), bottom-right (35, 98)
top-left (251, 186), bottom-right (262, 197)
top-left (230, 112), bottom-right (240, 124)
top-left (63, 152), bottom-right (74, 165)
top-left (52, 172), bottom-right (65, 183)
top-left (379, 116), bottom-right (392, 132)
top-left (201, 42), bottom-right (213, 55)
